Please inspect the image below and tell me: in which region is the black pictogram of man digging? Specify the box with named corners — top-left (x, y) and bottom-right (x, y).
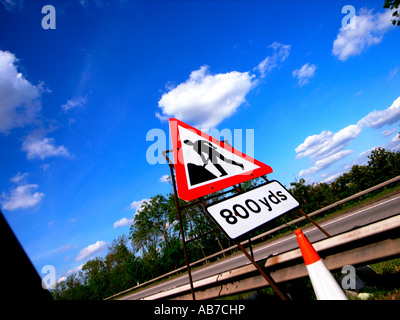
top-left (184, 139), bottom-right (244, 186)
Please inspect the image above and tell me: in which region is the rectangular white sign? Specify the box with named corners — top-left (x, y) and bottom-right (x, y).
top-left (206, 180), bottom-right (299, 241)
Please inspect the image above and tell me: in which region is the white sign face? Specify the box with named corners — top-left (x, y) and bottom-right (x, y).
top-left (178, 126), bottom-right (260, 189)
top-left (206, 181), bottom-right (299, 241)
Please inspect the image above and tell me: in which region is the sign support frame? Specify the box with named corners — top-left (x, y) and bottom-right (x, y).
top-left (164, 149), bottom-right (197, 300)
top-left (162, 149), bottom-right (330, 300)
top-left (232, 178), bottom-right (289, 300)
top-left (259, 176), bottom-right (331, 237)
top-left (236, 241), bottom-right (289, 300)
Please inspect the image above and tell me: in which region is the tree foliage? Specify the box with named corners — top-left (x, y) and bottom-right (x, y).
top-left (384, 0), bottom-right (400, 26)
top-left (52, 148), bottom-right (400, 299)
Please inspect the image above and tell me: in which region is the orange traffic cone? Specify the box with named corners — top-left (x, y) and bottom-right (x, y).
top-left (295, 229), bottom-right (347, 300)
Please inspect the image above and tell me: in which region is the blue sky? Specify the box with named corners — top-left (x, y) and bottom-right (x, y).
top-left (1, 0), bottom-right (399, 283)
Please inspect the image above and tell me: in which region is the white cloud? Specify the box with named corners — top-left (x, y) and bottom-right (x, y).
top-left (113, 217), bottom-right (133, 228)
top-left (67, 264), bottom-right (84, 275)
top-left (254, 42), bottom-right (291, 78)
top-left (0, 0), bottom-right (18, 11)
top-left (292, 63), bottom-right (317, 87)
top-left (382, 128), bottom-right (397, 137)
top-left (296, 124), bottom-right (362, 161)
top-left (0, 50), bottom-right (42, 133)
top-left (333, 133), bottom-right (400, 177)
top-left (1, 172), bottom-right (45, 211)
top-left (388, 67), bottom-right (398, 81)
top-left (79, 0), bottom-right (112, 8)
top-left (22, 130), bottom-right (70, 160)
top-left (322, 171), bottom-right (346, 183)
top-left (358, 96), bottom-right (400, 129)
top-left (51, 244), bottom-right (74, 256)
top-left (352, 147), bottom-right (378, 167)
top-left (296, 95), bottom-right (400, 180)
top-left (380, 133), bottom-right (400, 152)
top-left (61, 96), bottom-right (86, 111)
top-left (156, 42), bottom-right (290, 129)
top-left (10, 172), bottom-right (29, 184)
top-left (1, 183), bottom-right (45, 211)
top-left (295, 124), bottom-right (361, 178)
top-left (299, 150), bottom-right (353, 177)
top-left (130, 198), bottom-right (150, 212)
top-left (159, 175), bottom-right (170, 183)
top-left (332, 8), bottom-right (395, 61)
top-left (157, 65), bottom-right (256, 129)
top-left (116, 198), bottom-right (151, 228)
top-left (75, 241), bottom-right (108, 261)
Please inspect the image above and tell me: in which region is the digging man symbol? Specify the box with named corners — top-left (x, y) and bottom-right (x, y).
top-left (183, 139), bottom-right (244, 186)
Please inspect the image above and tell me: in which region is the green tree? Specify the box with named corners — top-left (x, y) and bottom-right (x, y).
top-left (106, 235), bottom-right (135, 294)
top-left (183, 197), bottom-right (227, 258)
top-left (158, 237), bottom-right (185, 272)
top-left (129, 195), bottom-right (181, 276)
top-left (290, 178), bottom-right (313, 212)
top-left (347, 164), bottom-right (373, 192)
top-left (384, 0), bottom-right (400, 26)
top-left (52, 272), bottom-right (88, 300)
top-left (82, 257), bottom-right (110, 299)
top-left (368, 147), bottom-right (400, 183)
top-left (130, 195), bottom-right (177, 252)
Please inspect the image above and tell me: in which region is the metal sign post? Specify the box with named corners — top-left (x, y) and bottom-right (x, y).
top-left (164, 150), bottom-right (196, 300)
top-left (236, 242), bottom-right (289, 300)
top-left (230, 179), bottom-right (289, 300)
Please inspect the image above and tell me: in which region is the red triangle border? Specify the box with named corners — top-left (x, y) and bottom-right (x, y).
top-left (169, 118), bottom-right (273, 201)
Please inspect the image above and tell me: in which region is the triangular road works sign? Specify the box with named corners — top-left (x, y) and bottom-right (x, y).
top-left (169, 118), bottom-right (273, 201)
